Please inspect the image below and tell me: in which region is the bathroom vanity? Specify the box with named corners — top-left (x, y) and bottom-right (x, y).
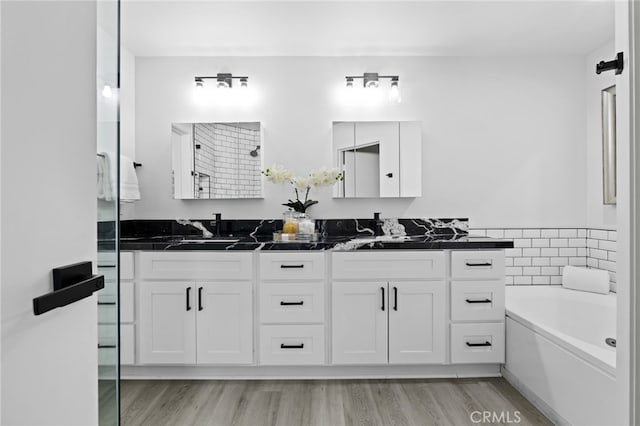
top-left (114, 218), bottom-right (512, 379)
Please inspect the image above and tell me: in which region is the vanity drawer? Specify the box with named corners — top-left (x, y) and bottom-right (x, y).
top-left (260, 282), bottom-right (324, 324)
top-left (259, 325), bottom-right (325, 365)
top-left (332, 251), bottom-right (445, 280)
top-left (139, 251), bottom-right (252, 280)
top-left (260, 252), bottom-right (325, 281)
top-left (451, 281), bottom-right (505, 322)
top-left (450, 323), bottom-right (505, 364)
top-left (451, 251), bottom-right (505, 280)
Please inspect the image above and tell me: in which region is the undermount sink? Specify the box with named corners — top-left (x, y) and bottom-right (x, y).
top-left (352, 235), bottom-right (418, 244)
top-left (178, 237), bottom-right (240, 243)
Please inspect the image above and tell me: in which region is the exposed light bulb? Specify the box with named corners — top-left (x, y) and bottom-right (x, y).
top-left (217, 80), bottom-right (230, 89)
top-left (240, 78), bottom-right (248, 89)
top-left (365, 80), bottom-right (379, 89)
top-left (390, 80), bottom-right (401, 103)
top-left (195, 78), bottom-right (204, 90)
top-left (101, 85), bottom-right (113, 98)
top-left (346, 78), bottom-right (354, 89)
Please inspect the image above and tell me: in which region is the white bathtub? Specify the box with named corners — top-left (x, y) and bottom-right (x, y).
top-left (503, 285), bottom-right (618, 426)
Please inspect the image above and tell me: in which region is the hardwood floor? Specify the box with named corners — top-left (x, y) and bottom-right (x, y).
top-left (121, 378), bottom-right (551, 426)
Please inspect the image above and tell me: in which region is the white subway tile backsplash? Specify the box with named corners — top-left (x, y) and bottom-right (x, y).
top-left (472, 227), bottom-right (616, 290)
top-left (541, 229), bottom-right (559, 238)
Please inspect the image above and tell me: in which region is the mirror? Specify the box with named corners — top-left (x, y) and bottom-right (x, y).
top-left (171, 122), bottom-right (263, 199)
top-left (333, 121), bottom-right (422, 198)
top-left (602, 86), bottom-right (616, 205)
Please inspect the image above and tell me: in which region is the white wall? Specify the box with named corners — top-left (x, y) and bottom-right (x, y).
top-left (1, 2), bottom-right (98, 424)
top-left (586, 41), bottom-right (617, 229)
top-left (134, 56), bottom-right (587, 228)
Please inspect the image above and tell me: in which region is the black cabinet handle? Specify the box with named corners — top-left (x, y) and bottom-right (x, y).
top-left (385, 172), bottom-right (393, 178)
top-left (186, 287), bottom-right (192, 311)
top-left (280, 343), bottom-right (304, 349)
top-left (465, 262), bottom-right (492, 267)
top-left (281, 264), bottom-right (304, 269)
top-left (465, 298), bottom-right (492, 304)
top-left (198, 287), bottom-right (203, 311)
top-left (381, 286), bottom-right (385, 311)
top-left (280, 301), bottom-right (304, 306)
top-left (466, 341), bottom-right (492, 347)
top-left (393, 286), bottom-right (398, 311)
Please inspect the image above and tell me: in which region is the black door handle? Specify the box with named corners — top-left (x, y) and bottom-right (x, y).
top-left (281, 264), bottom-right (304, 269)
top-left (280, 343), bottom-right (304, 349)
top-left (465, 262), bottom-right (492, 267)
top-left (393, 286), bottom-right (398, 311)
top-left (381, 286), bottom-right (385, 311)
top-left (280, 301), bottom-right (304, 306)
top-left (198, 287), bottom-right (203, 311)
top-left (186, 287), bottom-right (191, 311)
top-left (385, 172), bottom-right (393, 178)
top-left (466, 341), bottom-right (492, 347)
top-left (465, 298), bottom-right (492, 304)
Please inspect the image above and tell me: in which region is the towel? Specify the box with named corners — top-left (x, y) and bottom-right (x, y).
top-left (97, 152), bottom-right (140, 202)
top-left (562, 265), bottom-right (610, 294)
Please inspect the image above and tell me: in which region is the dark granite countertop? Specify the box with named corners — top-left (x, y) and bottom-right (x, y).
top-left (106, 234), bottom-right (513, 251)
top-left (98, 218), bottom-right (514, 251)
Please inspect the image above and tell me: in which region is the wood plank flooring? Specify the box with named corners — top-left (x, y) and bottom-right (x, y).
top-left (121, 378), bottom-right (551, 426)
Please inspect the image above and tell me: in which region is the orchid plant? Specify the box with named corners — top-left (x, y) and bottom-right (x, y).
top-left (262, 165), bottom-right (344, 213)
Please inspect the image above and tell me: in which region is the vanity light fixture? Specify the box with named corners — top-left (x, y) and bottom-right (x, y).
top-left (194, 73), bottom-right (249, 90)
top-left (344, 72), bottom-right (401, 103)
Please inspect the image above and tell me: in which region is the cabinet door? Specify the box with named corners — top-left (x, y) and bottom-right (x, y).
top-left (388, 281), bottom-right (446, 364)
top-left (196, 281), bottom-right (253, 364)
top-left (355, 121), bottom-right (400, 197)
top-left (332, 282), bottom-right (388, 365)
top-left (138, 281), bottom-right (196, 364)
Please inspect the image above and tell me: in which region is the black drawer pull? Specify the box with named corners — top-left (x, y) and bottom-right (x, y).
top-left (198, 287), bottom-right (203, 311)
top-left (465, 298), bottom-right (492, 304)
top-left (466, 341), bottom-right (492, 347)
top-left (381, 286), bottom-right (385, 311)
top-left (393, 286), bottom-right (398, 311)
top-left (465, 262), bottom-right (492, 267)
top-left (280, 301), bottom-right (304, 306)
top-left (281, 264), bottom-right (304, 269)
top-left (186, 287), bottom-right (192, 311)
top-left (280, 343), bottom-right (304, 349)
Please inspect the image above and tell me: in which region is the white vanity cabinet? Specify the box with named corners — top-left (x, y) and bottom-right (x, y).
top-left (258, 252), bottom-right (326, 366)
top-left (331, 251), bottom-right (447, 365)
top-left (137, 252), bottom-right (253, 365)
top-left (449, 250), bottom-right (506, 364)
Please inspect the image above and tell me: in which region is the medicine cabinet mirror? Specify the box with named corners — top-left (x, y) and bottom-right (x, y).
top-left (602, 86), bottom-right (616, 205)
top-left (332, 121), bottom-right (422, 198)
top-left (171, 122), bottom-right (263, 199)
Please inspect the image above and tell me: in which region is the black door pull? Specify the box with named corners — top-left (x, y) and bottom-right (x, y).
top-left (280, 301), bottom-right (304, 306)
top-left (281, 264), bottom-right (304, 269)
top-left (186, 287), bottom-right (192, 311)
top-left (465, 262), bottom-right (492, 267)
top-left (281, 343), bottom-right (304, 349)
top-left (465, 298), bottom-right (492, 304)
top-left (393, 286), bottom-right (398, 311)
top-left (381, 286), bottom-right (385, 311)
top-left (466, 341), bottom-right (492, 347)
top-left (198, 287), bottom-right (203, 311)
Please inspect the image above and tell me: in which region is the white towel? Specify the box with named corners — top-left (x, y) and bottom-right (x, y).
top-left (97, 152), bottom-right (140, 202)
top-left (562, 265), bottom-right (610, 294)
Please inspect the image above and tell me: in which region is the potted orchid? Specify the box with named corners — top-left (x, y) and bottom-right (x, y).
top-left (262, 165), bottom-right (344, 213)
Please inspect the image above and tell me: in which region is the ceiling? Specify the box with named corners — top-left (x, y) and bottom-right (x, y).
top-left (122, 1), bottom-right (615, 57)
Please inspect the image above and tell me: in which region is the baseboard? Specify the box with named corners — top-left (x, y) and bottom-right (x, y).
top-left (122, 363), bottom-right (502, 380)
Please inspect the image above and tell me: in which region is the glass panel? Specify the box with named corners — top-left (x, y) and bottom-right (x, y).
top-left (97, 0), bottom-right (120, 425)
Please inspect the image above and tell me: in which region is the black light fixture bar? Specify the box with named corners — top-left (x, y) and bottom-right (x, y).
top-left (194, 73), bottom-right (249, 88)
top-left (345, 72), bottom-right (399, 88)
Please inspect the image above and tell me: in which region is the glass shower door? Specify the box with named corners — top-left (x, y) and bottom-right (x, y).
top-left (97, 0), bottom-right (120, 424)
